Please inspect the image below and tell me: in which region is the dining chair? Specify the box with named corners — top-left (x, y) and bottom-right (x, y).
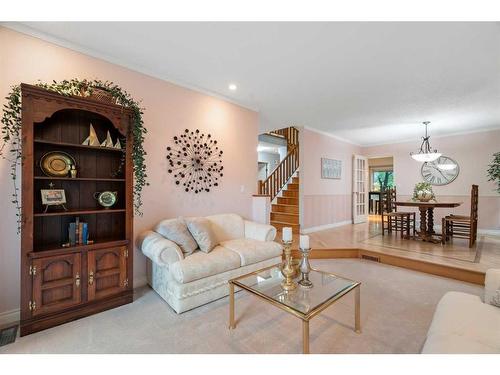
top-left (441, 184), bottom-right (478, 248)
top-left (381, 187), bottom-right (416, 239)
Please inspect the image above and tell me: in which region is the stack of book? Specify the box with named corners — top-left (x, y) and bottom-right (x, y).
top-left (68, 217), bottom-right (89, 246)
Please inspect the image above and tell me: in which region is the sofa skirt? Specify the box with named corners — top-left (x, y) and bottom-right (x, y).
top-left (146, 256), bottom-right (282, 313)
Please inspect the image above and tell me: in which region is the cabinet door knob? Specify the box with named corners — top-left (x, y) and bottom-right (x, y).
top-left (89, 270), bottom-right (94, 286)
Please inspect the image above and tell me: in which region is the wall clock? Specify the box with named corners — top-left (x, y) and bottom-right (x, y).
top-left (166, 129), bottom-right (224, 193)
top-left (421, 155), bottom-right (460, 186)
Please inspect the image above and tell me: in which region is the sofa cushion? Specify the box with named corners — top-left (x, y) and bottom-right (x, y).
top-left (220, 238), bottom-right (283, 266)
top-left (423, 291), bottom-right (500, 353)
top-left (186, 217), bottom-right (218, 253)
top-left (170, 245), bottom-right (241, 284)
top-left (155, 218), bottom-right (198, 255)
top-left (205, 214), bottom-right (245, 243)
top-left (421, 333), bottom-right (499, 354)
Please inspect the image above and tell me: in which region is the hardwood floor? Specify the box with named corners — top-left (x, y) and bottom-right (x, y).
top-left (278, 216), bottom-right (500, 284)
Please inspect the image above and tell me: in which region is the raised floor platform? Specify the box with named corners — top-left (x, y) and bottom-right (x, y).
top-left (280, 216), bottom-right (500, 285)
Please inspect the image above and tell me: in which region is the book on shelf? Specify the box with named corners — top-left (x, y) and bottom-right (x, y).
top-left (68, 217), bottom-right (89, 246)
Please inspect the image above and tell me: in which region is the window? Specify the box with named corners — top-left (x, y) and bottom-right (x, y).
top-left (372, 170), bottom-right (394, 191)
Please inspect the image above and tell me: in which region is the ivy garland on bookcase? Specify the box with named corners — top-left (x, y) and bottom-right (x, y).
top-left (0, 79), bottom-right (148, 233)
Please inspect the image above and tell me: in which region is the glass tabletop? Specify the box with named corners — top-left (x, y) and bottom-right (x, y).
top-left (231, 265), bottom-right (359, 317)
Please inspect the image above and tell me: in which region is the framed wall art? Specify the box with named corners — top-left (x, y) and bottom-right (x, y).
top-left (321, 158), bottom-right (342, 179)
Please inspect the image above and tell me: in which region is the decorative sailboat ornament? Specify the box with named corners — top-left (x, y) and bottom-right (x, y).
top-left (82, 124), bottom-right (101, 146)
top-left (100, 131), bottom-right (114, 148)
top-left (114, 139), bottom-right (122, 149)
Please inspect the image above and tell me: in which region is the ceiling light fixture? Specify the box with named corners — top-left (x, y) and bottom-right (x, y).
top-left (410, 121), bottom-right (441, 162)
top-left (228, 83), bottom-right (237, 91)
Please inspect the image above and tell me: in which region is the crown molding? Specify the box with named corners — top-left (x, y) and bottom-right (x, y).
top-left (1, 23), bottom-right (259, 113)
top-left (360, 126), bottom-right (500, 148)
top-left (303, 126), bottom-right (362, 146)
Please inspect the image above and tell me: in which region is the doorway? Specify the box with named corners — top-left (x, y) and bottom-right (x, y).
top-left (368, 156), bottom-right (394, 216)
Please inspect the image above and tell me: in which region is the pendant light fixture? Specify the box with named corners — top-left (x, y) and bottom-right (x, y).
top-left (410, 121), bottom-right (441, 162)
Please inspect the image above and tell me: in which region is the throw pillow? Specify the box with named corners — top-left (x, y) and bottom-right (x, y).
top-left (186, 217), bottom-right (218, 253)
top-left (155, 218), bottom-right (198, 255)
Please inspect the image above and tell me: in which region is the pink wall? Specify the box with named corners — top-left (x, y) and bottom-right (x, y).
top-left (363, 130), bottom-right (500, 230)
top-left (0, 27), bottom-right (259, 316)
top-left (300, 128), bottom-right (361, 229)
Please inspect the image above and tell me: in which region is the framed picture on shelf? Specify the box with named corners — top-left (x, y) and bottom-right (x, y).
top-left (40, 189), bottom-right (67, 212)
top-left (321, 158), bottom-right (342, 179)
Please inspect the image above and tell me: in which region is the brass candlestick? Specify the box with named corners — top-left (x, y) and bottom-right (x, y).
top-left (298, 247), bottom-right (313, 288)
top-left (281, 240), bottom-right (297, 291)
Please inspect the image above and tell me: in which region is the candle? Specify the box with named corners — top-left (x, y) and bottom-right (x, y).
top-left (282, 227), bottom-right (293, 242)
top-left (300, 235), bottom-right (310, 249)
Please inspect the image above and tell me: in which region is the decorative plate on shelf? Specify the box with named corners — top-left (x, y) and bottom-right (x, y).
top-left (94, 191), bottom-right (118, 208)
top-left (40, 151), bottom-right (76, 177)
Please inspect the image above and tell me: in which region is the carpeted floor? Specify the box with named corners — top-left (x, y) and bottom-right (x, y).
top-left (0, 259), bottom-right (482, 354)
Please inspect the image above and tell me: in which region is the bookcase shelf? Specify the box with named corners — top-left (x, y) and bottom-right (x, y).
top-left (31, 239), bottom-right (129, 256)
top-left (34, 208), bottom-right (127, 217)
top-left (34, 139), bottom-right (125, 153)
top-left (34, 176), bottom-right (126, 182)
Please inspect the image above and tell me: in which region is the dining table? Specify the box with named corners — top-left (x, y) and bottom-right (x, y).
top-left (394, 200), bottom-right (463, 243)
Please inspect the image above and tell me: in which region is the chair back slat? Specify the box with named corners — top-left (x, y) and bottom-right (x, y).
top-left (381, 187), bottom-right (397, 214)
top-left (470, 184), bottom-right (479, 220)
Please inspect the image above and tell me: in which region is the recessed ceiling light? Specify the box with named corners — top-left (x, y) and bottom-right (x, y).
top-left (228, 83), bottom-right (237, 91)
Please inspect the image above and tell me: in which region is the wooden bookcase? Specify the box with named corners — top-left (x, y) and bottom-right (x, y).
top-left (20, 84), bottom-right (134, 336)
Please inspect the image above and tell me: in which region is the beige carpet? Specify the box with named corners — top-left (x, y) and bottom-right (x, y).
top-left (0, 259), bottom-right (482, 354)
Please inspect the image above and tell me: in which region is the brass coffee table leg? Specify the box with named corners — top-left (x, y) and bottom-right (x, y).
top-left (302, 320), bottom-right (310, 354)
top-left (229, 282), bottom-right (235, 329)
top-left (355, 285), bottom-right (361, 333)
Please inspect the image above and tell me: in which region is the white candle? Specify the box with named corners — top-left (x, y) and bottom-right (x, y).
top-left (300, 235), bottom-right (310, 249)
top-left (282, 227), bottom-right (293, 242)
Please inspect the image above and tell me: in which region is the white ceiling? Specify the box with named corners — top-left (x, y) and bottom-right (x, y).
top-left (8, 22), bottom-right (500, 145)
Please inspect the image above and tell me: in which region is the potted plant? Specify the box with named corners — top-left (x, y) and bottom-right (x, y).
top-left (412, 182), bottom-right (435, 202)
top-left (487, 152), bottom-right (500, 194)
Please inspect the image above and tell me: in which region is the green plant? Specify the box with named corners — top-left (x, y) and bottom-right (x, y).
top-left (412, 181), bottom-right (435, 201)
top-left (1, 79), bottom-right (148, 233)
top-left (487, 152), bottom-right (500, 194)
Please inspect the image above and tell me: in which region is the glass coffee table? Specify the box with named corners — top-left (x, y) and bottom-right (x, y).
top-left (228, 265), bottom-right (361, 354)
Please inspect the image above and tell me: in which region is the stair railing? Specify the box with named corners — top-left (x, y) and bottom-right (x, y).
top-left (269, 126), bottom-right (299, 147)
top-left (258, 144), bottom-right (299, 201)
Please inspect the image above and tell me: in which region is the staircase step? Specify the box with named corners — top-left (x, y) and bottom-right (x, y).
top-left (271, 212), bottom-right (299, 224)
top-left (292, 177), bottom-right (299, 184)
top-left (271, 221), bottom-right (300, 232)
top-left (287, 183), bottom-right (299, 191)
top-left (272, 204), bottom-right (299, 214)
top-left (282, 190), bottom-right (298, 198)
top-left (277, 197), bottom-right (298, 205)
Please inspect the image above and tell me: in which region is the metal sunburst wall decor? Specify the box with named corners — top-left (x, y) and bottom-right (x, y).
top-left (166, 129), bottom-right (224, 193)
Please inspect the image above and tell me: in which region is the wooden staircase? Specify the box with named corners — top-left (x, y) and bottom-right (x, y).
top-left (258, 126), bottom-right (300, 233)
top-left (270, 174), bottom-right (300, 232)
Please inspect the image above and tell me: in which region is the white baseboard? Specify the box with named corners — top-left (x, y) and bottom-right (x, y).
top-left (0, 308), bottom-right (20, 326)
top-left (302, 220), bottom-right (352, 234)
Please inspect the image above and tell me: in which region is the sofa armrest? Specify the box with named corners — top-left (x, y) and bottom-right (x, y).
top-left (484, 268), bottom-right (500, 304)
top-left (139, 231), bottom-right (184, 267)
top-left (244, 220), bottom-right (277, 242)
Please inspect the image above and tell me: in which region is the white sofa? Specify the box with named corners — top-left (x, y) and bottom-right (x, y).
top-left (422, 269), bottom-right (500, 353)
top-left (140, 213), bottom-right (282, 313)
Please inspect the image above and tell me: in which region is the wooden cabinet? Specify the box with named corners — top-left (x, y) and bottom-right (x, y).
top-left (88, 247), bottom-right (127, 301)
top-left (20, 84), bottom-right (134, 336)
top-left (31, 253), bottom-right (82, 317)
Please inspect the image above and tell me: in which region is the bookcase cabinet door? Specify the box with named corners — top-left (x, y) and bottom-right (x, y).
top-left (88, 246), bottom-right (127, 301)
top-left (31, 253), bottom-right (82, 317)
